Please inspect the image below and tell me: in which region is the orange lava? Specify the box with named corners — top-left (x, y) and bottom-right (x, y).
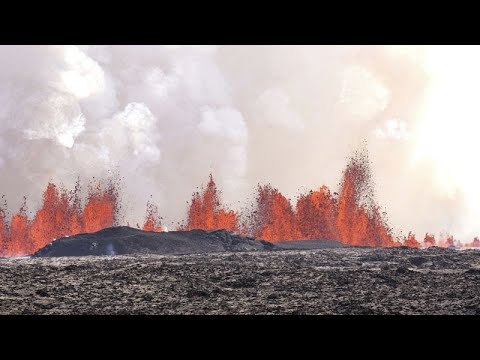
top-left (336, 151), bottom-right (396, 247)
top-left (0, 205), bottom-right (7, 255)
top-left (0, 179), bottom-right (121, 257)
top-left (3, 148), bottom-right (480, 256)
top-left (403, 232), bottom-right (421, 248)
top-left (142, 200), bottom-right (163, 232)
top-left (82, 182), bottom-right (117, 234)
top-left (467, 237), bottom-right (480, 248)
top-left (296, 186), bottom-right (336, 240)
top-left (423, 233), bottom-right (436, 248)
top-left (8, 199), bottom-right (31, 256)
top-left (438, 233), bottom-right (454, 248)
top-left (243, 152), bottom-right (397, 245)
top-left (251, 184), bottom-right (300, 242)
top-left (182, 174), bottom-right (238, 232)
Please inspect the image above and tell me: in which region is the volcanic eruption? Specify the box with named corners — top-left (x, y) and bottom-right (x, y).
top-left (2, 45), bottom-right (480, 258)
top-left (0, 178), bottom-right (121, 256)
top-left (7, 146), bottom-right (477, 257)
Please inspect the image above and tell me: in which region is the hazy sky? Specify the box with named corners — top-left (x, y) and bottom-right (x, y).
top-left (0, 45), bottom-right (478, 240)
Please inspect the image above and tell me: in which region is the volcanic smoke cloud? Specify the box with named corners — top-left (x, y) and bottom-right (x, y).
top-left (0, 45), bottom-right (478, 242)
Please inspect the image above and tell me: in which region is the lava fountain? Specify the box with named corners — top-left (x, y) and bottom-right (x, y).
top-left (1, 148), bottom-right (480, 257)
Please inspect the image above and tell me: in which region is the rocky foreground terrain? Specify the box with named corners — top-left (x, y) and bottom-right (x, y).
top-left (2, 246), bottom-right (480, 314)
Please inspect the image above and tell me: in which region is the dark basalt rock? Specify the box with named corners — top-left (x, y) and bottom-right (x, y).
top-left (275, 239), bottom-right (348, 250)
top-left (2, 246), bottom-right (480, 314)
top-left (32, 226), bottom-right (349, 257)
top-left (32, 226), bottom-right (277, 257)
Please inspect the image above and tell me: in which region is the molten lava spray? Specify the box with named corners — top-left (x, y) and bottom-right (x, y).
top-left (403, 232), bottom-right (421, 248)
top-left (233, 148), bottom-right (397, 245)
top-left (335, 149), bottom-right (395, 246)
top-left (467, 237), bottom-right (480, 248)
top-left (296, 186), bottom-right (337, 241)
top-left (0, 178), bottom-right (121, 257)
top-left (423, 233), bottom-right (436, 248)
top-left (82, 181), bottom-right (118, 234)
top-left (182, 174), bottom-right (238, 232)
top-left (142, 199), bottom-right (163, 232)
top-left (2, 147), bottom-right (480, 257)
top-left (248, 184), bottom-right (300, 242)
top-left (4, 45), bottom-right (480, 245)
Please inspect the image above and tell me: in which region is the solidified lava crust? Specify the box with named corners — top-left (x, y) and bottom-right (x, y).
top-left (1, 247), bottom-right (480, 314)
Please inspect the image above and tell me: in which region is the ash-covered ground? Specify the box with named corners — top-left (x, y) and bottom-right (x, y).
top-left (2, 246), bottom-right (480, 314)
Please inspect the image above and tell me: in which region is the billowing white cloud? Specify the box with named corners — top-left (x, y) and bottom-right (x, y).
top-left (374, 119), bottom-right (410, 140)
top-left (1, 45), bottom-right (478, 242)
top-left (256, 88), bottom-right (305, 131)
top-left (23, 91), bottom-right (86, 148)
top-left (114, 102), bottom-right (160, 161)
top-left (340, 65), bottom-right (390, 121)
top-left (61, 45), bottom-right (106, 99)
top-left (198, 107), bottom-right (247, 144)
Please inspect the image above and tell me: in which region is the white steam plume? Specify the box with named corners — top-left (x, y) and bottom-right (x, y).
top-left (0, 45), bottom-right (477, 242)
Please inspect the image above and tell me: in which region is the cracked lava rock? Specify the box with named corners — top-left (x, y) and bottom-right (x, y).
top-left (2, 246), bottom-right (480, 314)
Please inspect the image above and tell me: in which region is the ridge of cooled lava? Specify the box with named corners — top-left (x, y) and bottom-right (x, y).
top-left (31, 226), bottom-right (347, 257)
